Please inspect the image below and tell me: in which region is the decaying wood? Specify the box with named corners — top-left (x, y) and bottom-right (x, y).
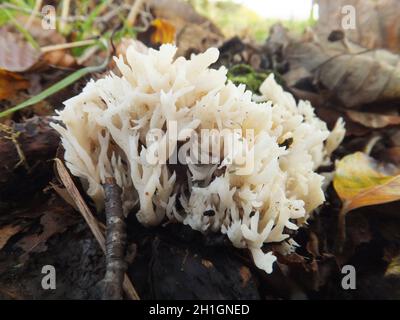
top-left (0, 116), bottom-right (59, 204)
top-left (102, 177), bottom-right (127, 300)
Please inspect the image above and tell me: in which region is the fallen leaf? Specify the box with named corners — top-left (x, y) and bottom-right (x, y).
top-left (334, 152), bottom-right (400, 212)
top-left (12, 15), bottom-right (66, 47)
top-left (0, 224), bottom-right (22, 250)
top-left (150, 18), bottom-right (176, 45)
top-left (0, 30), bottom-right (40, 72)
top-left (316, 0), bottom-right (400, 52)
top-left (201, 259), bottom-right (214, 269)
top-left (382, 147), bottom-right (400, 166)
top-left (306, 232), bottom-right (321, 258)
top-left (239, 266), bottom-right (252, 288)
top-left (0, 286), bottom-right (24, 299)
top-left (346, 110), bottom-right (400, 128)
top-left (16, 208), bottom-right (76, 260)
top-left (3, 18), bottom-right (76, 70)
top-left (0, 70), bottom-right (29, 100)
top-left (286, 34), bottom-right (400, 108)
top-left (385, 255), bottom-right (400, 277)
top-left (333, 152), bottom-right (400, 247)
top-left (146, 0), bottom-right (224, 56)
top-left (42, 50), bottom-right (76, 68)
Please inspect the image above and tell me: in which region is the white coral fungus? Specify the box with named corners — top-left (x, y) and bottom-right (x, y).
top-left (52, 44), bottom-right (345, 274)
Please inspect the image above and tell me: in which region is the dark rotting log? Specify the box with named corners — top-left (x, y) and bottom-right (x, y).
top-left (102, 177), bottom-right (127, 300)
top-left (0, 116), bottom-right (59, 205)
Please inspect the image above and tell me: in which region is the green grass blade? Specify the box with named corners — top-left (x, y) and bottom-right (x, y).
top-left (3, 8), bottom-right (40, 50)
top-left (0, 55), bottom-right (110, 119)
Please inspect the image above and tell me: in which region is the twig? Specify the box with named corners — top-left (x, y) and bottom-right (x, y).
top-left (102, 177), bottom-right (127, 300)
top-left (76, 45), bottom-right (100, 65)
top-left (59, 0), bottom-right (71, 33)
top-left (127, 0), bottom-right (146, 27)
top-left (25, 0), bottom-right (42, 29)
top-left (364, 135), bottom-right (381, 155)
top-left (41, 39), bottom-right (98, 53)
top-left (55, 159), bottom-right (106, 250)
top-left (55, 159), bottom-right (140, 300)
top-left (0, 124), bottom-right (29, 171)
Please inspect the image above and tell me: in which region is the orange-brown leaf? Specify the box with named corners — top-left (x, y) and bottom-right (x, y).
top-left (0, 70), bottom-right (30, 100)
top-left (150, 19), bottom-right (176, 45)
top-left (0, 224), bottom-right (22, 250)
top-left (346, 110), bottom-right (400, 129)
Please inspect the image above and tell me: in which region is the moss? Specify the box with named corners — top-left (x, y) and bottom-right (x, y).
top-left (227, 64), bottom-right (285, 94)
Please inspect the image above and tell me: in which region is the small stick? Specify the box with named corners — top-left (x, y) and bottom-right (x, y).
top-left (41, 39), bottom-right (98, 53)
top-left (25, 0), bottom-right (42, 29)
top-left (55, 159), bottom-right (140, 300)
top-left (127, 0), bottom-right (146, 27)
top-left (102, 177), bottom-right (127, 300)
top-left (59, 0), bottom-right (71, 33)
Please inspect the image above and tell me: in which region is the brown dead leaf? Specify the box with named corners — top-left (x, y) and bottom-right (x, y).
top-left (277, 252), bottom-right (320, 291)
top-left (0, 70), bottom-right (30, 100)
top-left (382, 147), bottom-right (400, 166)
top-left (0, 286), bottom-right (23, 299)
top-left (239, 266), bottom-right (252, 288)
top-left (0, 224), bottom-right (22, 250)
top-left (306, 232), bottom-right (320, 258)
top-left (0, 30), bottom-right (40, 72)
top-left (278, 251), bottom-right (338, 292)
top-left (148, 0), bottom-right (224, 56)
top-left (286, 34), bottom-right (400, 108)
top-left (346, 110), bottom-right (400, 128)
top-left (347, 214), bottom-right (372, 250)
top-left (16, 208), bottom-right (76, 260)
top-left (42, 50), bottom-right (76, 68)
top-left (201, 259), bottom-right (214, 269)
top-left (3, 18), bottom-right (76, 70)
top-left (13, 16), bottom-right (65, 47)
top-left (316, 0), bottom-right (400, 52)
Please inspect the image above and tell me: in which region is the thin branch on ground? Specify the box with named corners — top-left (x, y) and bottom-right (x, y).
top-left (55, 159), bottom-right (140, 300)
top-left (127, 0), bottom-right (146, 27)
top-left (102, 177), bottom-right (128, 300)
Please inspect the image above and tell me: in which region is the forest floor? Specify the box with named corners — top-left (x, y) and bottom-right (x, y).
top-left (0, 0), bottom-right (400, 300)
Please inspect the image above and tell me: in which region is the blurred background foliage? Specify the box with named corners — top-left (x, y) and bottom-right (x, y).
top-left (186, 0), bottom-right (316, 42)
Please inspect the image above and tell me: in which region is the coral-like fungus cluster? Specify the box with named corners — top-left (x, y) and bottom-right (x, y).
top-left (52, 44), bottom-right (345, 274)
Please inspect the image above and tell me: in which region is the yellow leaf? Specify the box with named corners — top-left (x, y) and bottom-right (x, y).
top-left (150, 19), bottom-right (176, 45)
top-left (333, 152), bottom-right (400, 249)
top-left (385, 255), bottom-right (400, 277)
top-left (334, 152), bottom-right (400, 212)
